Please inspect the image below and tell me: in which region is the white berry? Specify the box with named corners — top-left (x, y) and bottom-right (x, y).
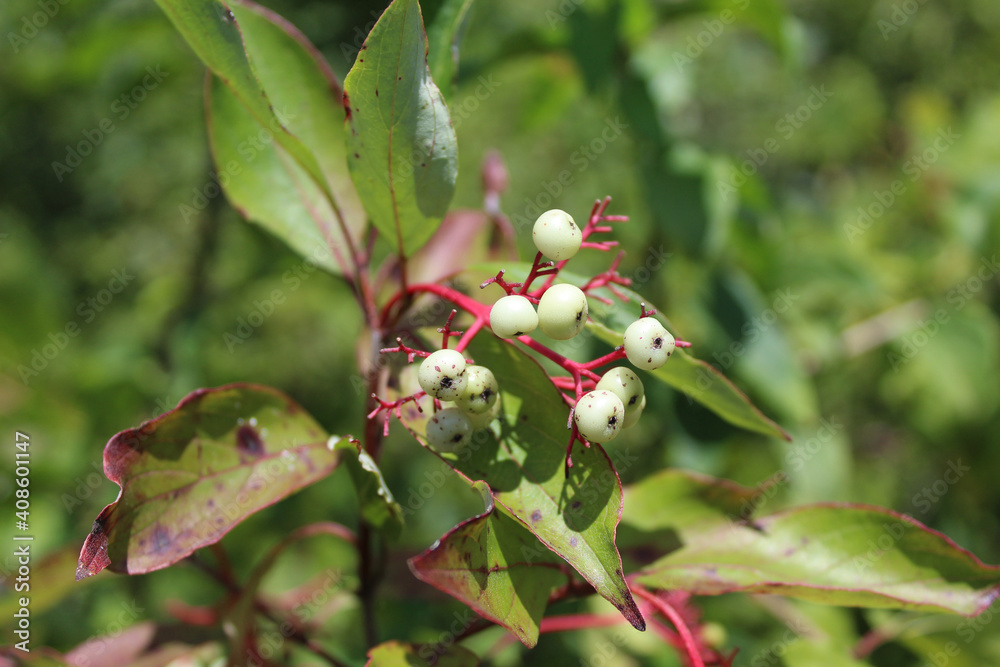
top-left (623, 395), bottom-right (645, 429)
top-left (468, 393), bottom-right (502, 429)
top-left (456, 365), bottom-right (499, 415)
top-left (490, 294), bottom-right (538, 338)
top-left (623, 318), bottom-right (675, 370)
top-left (596, 367), bottom-right (644, 415)
top-left (418, 349), bottom-right (467, 400)
top-left (573, 390), bottom-right (625, 443)
top-left (537, 284), bottom-right (589, 340)
top-left (532, 209), bottom-right (582, 261)
top-left (425, 407), bottom-right (473, 449)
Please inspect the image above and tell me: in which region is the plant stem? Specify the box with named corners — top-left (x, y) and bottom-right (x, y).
top-left (634, 586), bottom-right (706, 667)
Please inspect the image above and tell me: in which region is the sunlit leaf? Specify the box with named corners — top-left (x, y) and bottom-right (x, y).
top-left (409, 481), bottom-right (569, 647)
top-left (626, 470), bottom-right (1000, 616)
top-left (344, 0), bottom-right (458, 257)
top-left (207, 78), bottom-right (347, 274)
top-left (399, 333), bottom-right (645, 631)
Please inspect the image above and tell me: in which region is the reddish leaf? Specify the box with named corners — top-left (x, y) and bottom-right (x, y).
top-left (409, 482), bottom-right (570, 647)
top-left (77, 384), bottom-right (342, 580)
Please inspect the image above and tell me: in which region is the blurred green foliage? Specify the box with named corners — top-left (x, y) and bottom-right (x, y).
top-left (1, 0), bottom-right (999, 664)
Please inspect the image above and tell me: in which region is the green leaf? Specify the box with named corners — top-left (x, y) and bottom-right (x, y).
top-left (153, 0), bottom-right (329, 197)
top-left (365, 640), bottom-right (479, 666)
top-left (227, 0), bottom-right (366, 237)
top-left (625, 470), bottom-right (1000, 616)
top-left (207, 78), bottom-right (347, 274)
top-left (76, 384), bottom-right (342, 579)
top-left (332, 438), bottom-right (404, 540)
top-left (344, 0), bottom-right (459, 257)
top-left (427, 0), bottom-right (476, 100)
top-left (398, 333), bottom-right (645, 631)
top-left (409, 481), bottom-right (569, 647)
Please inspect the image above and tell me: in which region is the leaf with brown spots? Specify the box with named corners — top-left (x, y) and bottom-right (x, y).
top-left (409, 482), bottom-right (569, 648)
top-left (343, 0), bottom-right (458, 257)
top-left (398, 333), bottom-right (645, 632)
top-left (76, 383), bottom-right (343, 580)
top-left (624, 469), bottom-right (1000, 616)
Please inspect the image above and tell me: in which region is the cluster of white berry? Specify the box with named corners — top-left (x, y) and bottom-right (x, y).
top-left (418, 349), bottom-right (501, 449)
top-left (418, 208), bottom-right (678, 451)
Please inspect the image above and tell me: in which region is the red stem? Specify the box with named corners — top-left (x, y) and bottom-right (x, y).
top-left (634, 587), bottom-right (706, 667)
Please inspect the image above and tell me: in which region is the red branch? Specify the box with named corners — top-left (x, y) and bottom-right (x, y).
top-left (634, 586), bottom-right (706, 667)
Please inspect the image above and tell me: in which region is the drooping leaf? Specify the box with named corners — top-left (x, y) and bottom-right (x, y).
top-left (227, 0), bottom-right (366, 236)
top-left (153, 0), bottom-right (328, 196)
top-left (157, 0), bottom-right (362, 274)
top-left (332, 438), bottom-right (404, 540)
top-left (427, 0), bottom-right (476, 100)
top-left (625, 470), bottom-right (1000, 616)
top-left (77, 384), bottom-right (342, 579)
top-left (344, 0), bottom-right (459, 257)
top-left (365, 640), bottom-right (479, 666)
top-left (398, 333), bottom-right (645, 631)
top-left (409, 481), bottom-right (569, 647)
top-left (207, 77), bottom-right (347, 274)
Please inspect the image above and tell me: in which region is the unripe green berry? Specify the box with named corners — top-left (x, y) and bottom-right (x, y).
top-left (532, 209), bottom-right (582, 261)
top-left (622, 395), bottom-right (645, 429)
top-left (596, 367), bottom-right (644, 414)
top-left (537, 284), bottom-right (589, 340)
top-left (623, 317), bottom-right (675, 370)
top-left (418, 349), bottom-right (467, 400)
top-left (456, 365), bottom-right (499, 415)
top-left (425, 407), bottom-right (473, 449)
top-left (573, 390), bottom-right (625, 443)
top-left (490, 294), bottom-right (538, 338)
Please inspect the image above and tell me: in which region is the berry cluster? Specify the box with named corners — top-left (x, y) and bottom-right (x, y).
top-left (370, 198), bottom-right (690, 469)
